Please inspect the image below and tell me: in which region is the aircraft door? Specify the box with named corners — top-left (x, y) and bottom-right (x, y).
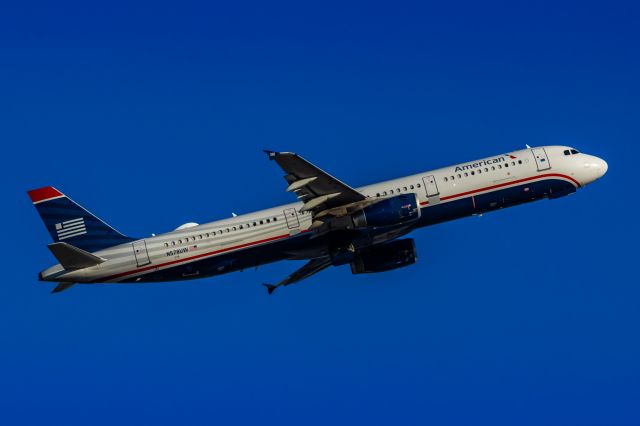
top-left (532, 147), bottom-right (551, 171)
top-left (132, 240), bottom-right (151, 267)
top-left (284, 208), bottom-right (300, 229)
top-left (422, 175), bottom-right (440, 205)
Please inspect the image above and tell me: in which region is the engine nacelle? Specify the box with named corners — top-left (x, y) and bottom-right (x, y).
top-left (350, 238), bottom-right (417, 274)
top-left (352, 193), bottom-right (421, 229)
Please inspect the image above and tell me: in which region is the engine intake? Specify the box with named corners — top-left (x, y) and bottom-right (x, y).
top-left (350, 238), bottom-right (417, 274)
top-left (352, 193), bottom-right (421, 229)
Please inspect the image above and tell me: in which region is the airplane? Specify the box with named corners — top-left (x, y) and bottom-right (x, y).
top-left (29, 146), bottom-right (607, 294)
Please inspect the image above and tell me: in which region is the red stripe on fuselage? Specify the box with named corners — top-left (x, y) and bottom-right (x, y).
top-left (420, 173), bottom-right (580, 206)
top-left (97, 231), bottom-right (307, 282)
top-left (96, 173), bottom-right (579, 282)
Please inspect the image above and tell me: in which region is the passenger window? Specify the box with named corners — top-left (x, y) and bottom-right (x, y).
top-left (390, 189), bottom-right (394, 194)
top-left (206, 233), bottom-right (210, 238)
top-left (260, 220), bottom-right (263, 225)
top-left (417, 184), bottom-right (421, 188)
top-left (396, 188), bottom-right (400, 193)
top-left (471, 171), bottom-right (475, 175)
top-left (178, 239), bottom-right (182, 244)
top-left (484, 168), bottom-right (488, 172)
top-left (491, 166), bottom-right (495, 170)
top-left (498, 165), bottom-right (502, 169)
top-left (511, 161), bottom-right (516, 166)
top-left (410, 185), bottom-right (414, 190)
top-left (164, 242), bottom-right (169, 247)
top-left (518, 160), bottom-right (522, 164)
top-left (505, 163), bottom-right (509, 168)
top-left (198, 235), bottom-right (202, 239)
top-left (464, 172), bottom-right (468, 177)
top-left (403, 186), bottom-right (407, 191)
top-left (383, 191), bottom-right (387, 195)
top-left (477, 169), bottom-right (481, 174)
top-left (444, 177), bottom-right (448, 182)
top-left (253, 222), bottom-right (257, 226)
top-left (171, 241), bottom-right (175, 246)
top-left (273, 217), bottom-right (277, 221)
top-left (239, 225), bottom-right (243, 229)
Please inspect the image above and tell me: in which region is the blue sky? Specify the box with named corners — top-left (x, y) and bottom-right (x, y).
top-left (2, 1), bottom-right (639, 424)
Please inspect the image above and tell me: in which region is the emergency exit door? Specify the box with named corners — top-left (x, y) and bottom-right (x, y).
top-left (132, 240), bottom-right (151, 267)
top-left (532, 147), bottom-right (551, 171)
top-left (283, 208), bottom-right (300, 229)
top-left (422, 175), bottom-right (440, 204)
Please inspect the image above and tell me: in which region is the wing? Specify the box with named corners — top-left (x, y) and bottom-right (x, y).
top-left (263, 257), bottom-right (332, 295)
top-left (265, 150), bottom-right (366, 214)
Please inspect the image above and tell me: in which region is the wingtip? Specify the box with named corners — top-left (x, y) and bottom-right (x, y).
top-left (263, 150), bottom-right (277, 160)
top-left (262, 283), bottom-right (277, 295)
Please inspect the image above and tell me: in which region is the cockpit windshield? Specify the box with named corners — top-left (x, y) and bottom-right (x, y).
top-left (564, 148), bottom-right (580, 156)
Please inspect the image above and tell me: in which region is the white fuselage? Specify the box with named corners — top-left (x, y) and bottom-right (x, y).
top-left (42, 146), bottom-right (607, 284)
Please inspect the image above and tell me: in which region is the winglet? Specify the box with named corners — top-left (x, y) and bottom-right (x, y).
top-left (263, 283), bottom-right (278, 295)
top-left (263, 150), bottom-right (277, 161)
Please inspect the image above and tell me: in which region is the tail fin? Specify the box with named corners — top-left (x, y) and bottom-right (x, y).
top-left (28, 186), bottom-right (135, 252)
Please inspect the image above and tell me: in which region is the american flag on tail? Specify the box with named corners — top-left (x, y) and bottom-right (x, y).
top-left (55, 217), bottom-right (87, 240)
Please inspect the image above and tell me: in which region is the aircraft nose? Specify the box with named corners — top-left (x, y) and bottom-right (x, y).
top-left (591, 157), bottom-right (608, 179)
top-left (599, 158), bottom-right (609, 177)
top-left (583, 156), bottom-right (608, 182)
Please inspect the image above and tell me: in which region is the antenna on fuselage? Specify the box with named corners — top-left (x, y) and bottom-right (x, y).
top-left (525, 144), bottom-right (531, 148)
top-left (231, 212), bottom-right (237, 217)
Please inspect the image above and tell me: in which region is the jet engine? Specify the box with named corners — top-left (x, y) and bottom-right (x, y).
top-left (352, 193), bottom-right (421, 228)
top-left (350, 238), bottom-right (417, 274)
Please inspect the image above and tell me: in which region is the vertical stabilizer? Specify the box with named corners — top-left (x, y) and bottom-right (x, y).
top-left (28, 186), bottom-right (135, 252)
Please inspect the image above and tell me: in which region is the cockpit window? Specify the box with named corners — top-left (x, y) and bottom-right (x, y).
top-left (570, 149), bottom-right (579, 154)
top-left (564, 149), bottom-right (571, 156)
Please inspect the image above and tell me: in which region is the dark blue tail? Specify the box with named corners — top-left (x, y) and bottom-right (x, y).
top-left (28, 186), bottom-right (135, 253)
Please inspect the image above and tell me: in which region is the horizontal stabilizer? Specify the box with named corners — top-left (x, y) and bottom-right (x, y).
top-left (52, 282), bottom-right (76, 293)
top-left (47, 242), bottom-right (106, 270)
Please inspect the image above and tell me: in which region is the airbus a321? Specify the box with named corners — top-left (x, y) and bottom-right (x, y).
top-left (29, 146), bottom-right (607, 293)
